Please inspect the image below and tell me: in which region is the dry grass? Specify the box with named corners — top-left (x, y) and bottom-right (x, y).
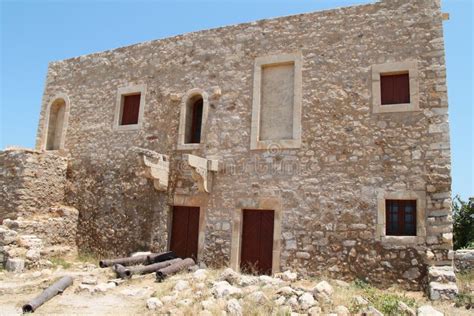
top-left (457, 270), bottom-right (474, 293)
top-left (49, 256), bottom-right (72, 269)
top-left (76, 251), bottom-right (102, 264)
top-left (454, 270), bottom-right (474, 310)
top-left (329, 275), bottom-right (474, 316)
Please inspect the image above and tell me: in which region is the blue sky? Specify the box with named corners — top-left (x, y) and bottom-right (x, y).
top-left (0, 0), bottom-right (472, 200)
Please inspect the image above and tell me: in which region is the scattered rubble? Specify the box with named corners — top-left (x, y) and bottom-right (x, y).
top-left (0, 205), bottom-right (78, 271)
top-left (0, 263), bottom-right (469, 315)
top-left (0, 239), bottom-right (470, 315)
top-left (146, 297), bottom-right (163, 310)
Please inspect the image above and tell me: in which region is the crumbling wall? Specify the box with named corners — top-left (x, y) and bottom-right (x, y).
top-left (0, 205), bottom-right (79, 271)
top-left (0, 148), bottom-right (67, 222)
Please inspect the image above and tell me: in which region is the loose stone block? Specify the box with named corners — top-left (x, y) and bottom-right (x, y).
top-left (5, 258), bottom-right (25, 272)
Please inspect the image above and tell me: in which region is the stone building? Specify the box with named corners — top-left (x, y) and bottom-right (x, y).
top-left (7, 0), bottom-right (456, 290)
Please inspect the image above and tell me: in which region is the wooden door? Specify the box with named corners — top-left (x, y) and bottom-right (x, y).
top-left (240, 209), bottom-right (274, 275)
top-left (170, 206), bottom-right (200, 260)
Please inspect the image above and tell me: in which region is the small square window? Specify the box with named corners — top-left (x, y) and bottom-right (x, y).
top-left (385, 200), bottom-right (417, 236)
top-left (381, 73), bottom-right (410, 105)
top-left (120, 94), bottom-right (141, 125)
top-left (371, 61), bottom-right (419, 113)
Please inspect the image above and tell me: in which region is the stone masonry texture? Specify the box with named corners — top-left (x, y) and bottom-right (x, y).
top-left (31, 0), bottom-right (452, 290)
top-left (0, 148), bottom-right (68, 222)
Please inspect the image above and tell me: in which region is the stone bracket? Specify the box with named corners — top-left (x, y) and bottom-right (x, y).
top-left (184, 154), bottom-right (218, 193)
top-left (134, 148), bottom-right (170, 191)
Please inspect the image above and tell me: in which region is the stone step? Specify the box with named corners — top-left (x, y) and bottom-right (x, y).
top-left (428, 266), bottom-right (456, 283)
top-left (428, 281), bottom-right (458, 300)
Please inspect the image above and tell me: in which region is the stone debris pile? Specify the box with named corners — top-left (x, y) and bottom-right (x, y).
top-left (0, 205), bottom-right (78, 272)
top-left (0, 262), bottom-right (455, 315)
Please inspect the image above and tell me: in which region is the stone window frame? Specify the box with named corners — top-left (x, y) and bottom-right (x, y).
top-left (169, 194), bottom-right (208, 263)
top-left (113, 84), bottom-right (146, 131)
top-left (371, 60), bottom-right (419, 114)
top-left (376, 190), bottom-right (427, 245)
top-left (41, 93), bottom-right (71, 151)
top-left (250, 53), bottom-right (302, 150)
top-left (177, 88), bottom-right (210, 151)
top-left (230, 197), bottom-right (282, 274)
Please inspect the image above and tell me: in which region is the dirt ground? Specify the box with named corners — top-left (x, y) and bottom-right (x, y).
top-left (0, 260), bottom-right (472, 316)
top-left (0, 265), bottom-right (152, 315)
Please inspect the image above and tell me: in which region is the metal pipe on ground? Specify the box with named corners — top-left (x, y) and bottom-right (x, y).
top-left (146, 251), bottom-right (177, 264)
top-left (22, 276), bottom-right (73, 313)
top-left (113, 264), bottom-right (132, 279)
top-left (155, 258), bottom-right (195, 282)
top-left (99, 254), bottom-right (150, 268)
top-left (123, 258), bottom-right (183, 278)
top-left (99, 251), bottom-right (176, 268)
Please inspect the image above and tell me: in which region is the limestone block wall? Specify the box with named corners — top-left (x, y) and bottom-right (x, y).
top-left (34, 0), bottom-right (452, 289)
top-left (0, 148), bottom-right (68, 222)
top-left (454, 250), bottom-right (474, 271)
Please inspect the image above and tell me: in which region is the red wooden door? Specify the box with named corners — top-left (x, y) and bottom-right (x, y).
top-left (170, 206), bottom-right (200, 260)
top-left (240, 209), bottom-right (274, 275)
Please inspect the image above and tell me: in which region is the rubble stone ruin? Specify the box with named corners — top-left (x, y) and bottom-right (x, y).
top-left (0, 0), bottom-right (459, 298)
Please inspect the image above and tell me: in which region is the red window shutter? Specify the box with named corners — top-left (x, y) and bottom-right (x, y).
top-left (381, 73), bottom-right (410, 105)
top-left (121, 94), bottom-right (141, 125)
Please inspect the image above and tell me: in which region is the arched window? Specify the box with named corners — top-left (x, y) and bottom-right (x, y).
top-left (185, 95), bottom-right (204, 144)
top-left (177, 89), bottom-right (209, 150)
top-left (45, 98), bottom-right (67, 150)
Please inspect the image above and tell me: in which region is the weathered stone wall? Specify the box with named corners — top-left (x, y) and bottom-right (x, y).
top-left (0, 205), bottom-right (79, 270)
top-left (0, 148), bottom-right (68, 222)
top-left (454, 249), bottom-right (474, 271)
top-left (34, 0), bottom-right (452, 289)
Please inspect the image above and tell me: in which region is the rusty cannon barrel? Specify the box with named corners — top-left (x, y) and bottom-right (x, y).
top-left (120, 258), bottom-right (183, 279)
top-left (22, 276), bottom-right (73, 313)
top-left (146, 251), bottom-right (177, 264)
top-left (100, 251), bottom-right (176, 268)
top-left (113, 264), bottom-right (132, 279)
top-left (99, 254), bottom-right (150, 268)
top-left (155, 258), bottom-right (195, 282)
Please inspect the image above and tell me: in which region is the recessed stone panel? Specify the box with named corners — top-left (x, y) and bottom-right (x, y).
top-left (259, 63), bottom-right (295, 141)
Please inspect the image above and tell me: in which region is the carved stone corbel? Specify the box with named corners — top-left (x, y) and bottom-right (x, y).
top-left (184, 154), bottom-right (218, 193)
top-left (133, 148), bottom-right (170, 191)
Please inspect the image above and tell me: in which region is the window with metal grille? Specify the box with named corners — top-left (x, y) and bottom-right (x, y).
top-left (386, 200), bottom-right (417, 236)
top-left (120, 94), bottom-right (141, 125)
top-left (380, 73), bottom-right (410, 105)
